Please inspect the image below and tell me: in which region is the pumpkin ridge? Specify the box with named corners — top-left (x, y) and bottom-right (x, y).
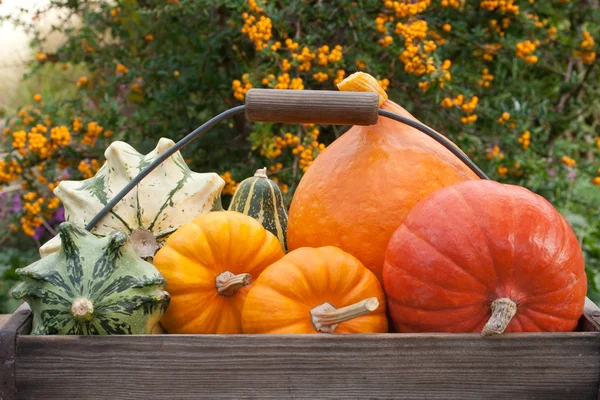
top-left (387, 297), bottom-right (489, 331)
top-left (504, 186), bottom-right (516, 288)
top-left (254, 280), bottom-right (307, 306)
top-left (524, 306), bottom-right (581, 322)
top-left (386, 259), bottom-right (488, 298)
top-left (402, 224), bottom-right (491, 292)
top-left (519, 283), bottom-right (582, 304)
top-left (386, 295), bottom-right (482, 312)
top-left (391, 305), bottom-right (488, 332)
top-left (513, 311), bottom-right (542, 331)
top-left (449, 186), bottom-right (500, 288)
top-left (336, 269), bottom-right (374, 305)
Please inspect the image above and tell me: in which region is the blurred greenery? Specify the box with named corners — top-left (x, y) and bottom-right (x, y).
top-left (0, 0), bottom-right (599, 313)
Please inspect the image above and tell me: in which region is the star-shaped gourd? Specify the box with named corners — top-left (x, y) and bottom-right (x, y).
top-left (40, 137), bottom-right (225, 258)
top-left (13, 222), bottom-right (170, 335)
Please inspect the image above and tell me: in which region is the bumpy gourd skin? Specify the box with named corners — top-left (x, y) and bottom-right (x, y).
top-left (287, 78), bottom-right (477, 283)
top-left (12, 222), bottom-right (170, 335)
top-left (242, 246), bottom-right (388, 334)
top-left (153, 211), bottom-right (285, 334)
top-left (40, 137), bottom-right (224, 257)
top-left (383, 180), bottom-right (587, 333)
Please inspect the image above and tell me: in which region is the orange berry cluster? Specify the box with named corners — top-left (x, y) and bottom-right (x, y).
top-left (241, 12), bottom-right (272, 51)
top-left (0, 159), bottom-right (22, 184)
top-left (82, 121), bottom-right (104, 146)
top-left (375, 14), bottom-right (393, 34)
top-left (333, 69), bottom-right (346, 85)
top-left (78, 159), bottom-right (102, 179)
top-left (297, 128), bottom-right (326, 172)
top-left (77, 76), bottom-right (89, 88)
top-left (316, 45), bottom-right (343, 66)
top-left (378, 35), bottom-right (393, 47)
top-left (526, 13), bottom-right (546, 29)
top-left (378, 78), bottom-right (390, 91)
top-left (384, 0), bottom-right (431, 19)
top-left (480, 0), bottom-right (519, 14)
top-left (50, 126), bottom-right (72, 147)
top-left (441, 0), bottom-right (459, 8)
top-left (515, 40), bottom-right (539, 64)
top-left (478, 43), bottom-right (502, 61)
top-left (477, 68), bottom-right (494, 87)
top-left (561, 156), bottom-right (576, 168)
top-left (440, 95), bottom-right (478, 124)
top-left (232, 74), bottom-right (252, 101)
top-left (116, 63), bottom-right (129, 74)
top-left (296, 47), bottom-right (316, 71)
top-left (497, 111), bottom-right (510, 124)
top-left (486, 145), bottom-right (505, 160)
top-left (313, 72), bottom-right (328, 83)
top-left (73, 117), bottom-right (82, 132)
top-left (220, 172), bottom-right (238, 196)
top-left (576, 31), bottom-right (596, 65)
top-left (394, 20), bottom-right (441, 77)
top-left (518, 130), bottom-right (531, 150)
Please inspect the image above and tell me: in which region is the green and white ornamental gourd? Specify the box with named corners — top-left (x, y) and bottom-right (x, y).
top-left (13, 222), bottom-right (170, 335)
top-left (228, 168), bottom-right (288, 250)
top-left (40, 137), bottom-right (225, 258)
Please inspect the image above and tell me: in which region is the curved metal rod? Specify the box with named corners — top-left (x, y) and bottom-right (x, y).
top-left (85, 105), bottom-right (247, 231)
top-left (378, 109), bottom-right (490, 180)
top-left (86, 105), bottom-right (488, 231)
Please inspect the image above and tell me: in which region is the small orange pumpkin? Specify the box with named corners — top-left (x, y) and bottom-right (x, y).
top-left (242, 246), bottom-right (388, 334)
top-left (153, 211), bottom-right (285, 334)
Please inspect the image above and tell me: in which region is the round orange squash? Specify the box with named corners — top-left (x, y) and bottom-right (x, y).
top-left (153, 211), bottom-right (285, 334)
top-left (242, 246), bottom-right (388, 334)
top-left (383, 180), bottom-right (587, 335)
top-left (287, 72), bottom-right (477, 282)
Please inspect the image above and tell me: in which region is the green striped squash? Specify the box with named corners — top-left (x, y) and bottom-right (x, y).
top-left (39, 137), bottom-right (224, 258)
top-left (12, 222), bottom-right (170, 335)
top-left (228, 168), bottom-right (288, 250)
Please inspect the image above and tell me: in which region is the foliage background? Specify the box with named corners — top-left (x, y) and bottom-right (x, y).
top-left (1, 0), bottom-right (599, 310)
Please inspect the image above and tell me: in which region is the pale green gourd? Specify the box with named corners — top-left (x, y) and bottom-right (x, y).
top-left (13, 222), bottom-right (170, 335)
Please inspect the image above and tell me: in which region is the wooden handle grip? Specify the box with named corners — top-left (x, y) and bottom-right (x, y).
top-left (245, 89), bottom-right (379, 126)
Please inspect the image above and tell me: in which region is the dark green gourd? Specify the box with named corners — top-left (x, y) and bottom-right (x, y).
top-left (228, 168), bottom-right (288, 250)
top-left (12, 222), bottom-right (170, 335)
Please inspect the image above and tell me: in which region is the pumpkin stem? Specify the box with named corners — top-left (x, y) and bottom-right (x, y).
top-left (254, 168), bottom-right (268, 178)
top-left (71, 298), bottom-right (94, 321)
top-left (310, 297), bottom-right (379, 334)
top-left (481, 298), bottom-right (517, 336)
top-left (215, 271), bottom-right (253, 296)
top-left (337, 72), bottom-right (388, 107)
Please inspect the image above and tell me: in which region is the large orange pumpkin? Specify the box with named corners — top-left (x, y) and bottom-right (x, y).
top-left (153, 211), bottom-right (285, 334)
top-left (383, 180), bottom-right (587, 335)
top-left (242, 246), bottom-right (388, 334)
top-left (287, 72), bottom-right (477, 282)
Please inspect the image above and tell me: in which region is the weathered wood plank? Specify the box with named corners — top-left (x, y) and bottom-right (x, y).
top-left (0, 315), bottom-right (11, 329)
top-left (0, 303), bottom-right (32, 400)
top-left (16, 333), bottom-right (600, 399)
top-left (581, 297), bottom-right (600, 332)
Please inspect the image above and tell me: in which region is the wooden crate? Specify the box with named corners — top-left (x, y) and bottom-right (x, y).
top-left (2, 299), bottom-right (600, 400)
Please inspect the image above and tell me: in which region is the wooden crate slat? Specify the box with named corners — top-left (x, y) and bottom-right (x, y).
top-left (0, 304), bottom-right (32, 400)
top-left (16, 333), bottom-right (600, 400)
